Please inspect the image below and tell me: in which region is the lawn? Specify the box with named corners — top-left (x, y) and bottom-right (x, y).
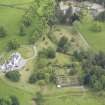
top-left (0, 0), bottom-right (33, 4)
top-left (0, 1), bottom-right (35, 105)
top-left (44, 94), bottom-right (105, 105)
top-left (0, 79), bottom-right (33, 105)
top-left (0, 0), bottom-right (33, 52)
top-left (76, 13), bottom-right (105, 52)
top-left (1, 2), bottom-right (104, 105)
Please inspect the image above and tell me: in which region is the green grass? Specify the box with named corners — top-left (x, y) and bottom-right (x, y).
top-left (18, 45), bottom-right (34, 59)
top-left (0, 79), bottom-right (33, 105)
top-left (0, 0), bottom-right (33, 4)
top-left (76, 13), bottom-right (105, 52)
top-left (1, 2), bottom-right (105, 105)
top-left (0, 0), bottom-right (33, 52)
top-left (0, 1), bottom-right (35, 105)
top-left (44, 95), bottom-right (105, 105)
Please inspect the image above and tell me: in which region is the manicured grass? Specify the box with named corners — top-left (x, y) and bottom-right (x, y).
top-left (0, 0), bottom-right (33, 4)
top-left (55, 53), bottom-right (71, 65)
top-left (44, 91), bottom-right (105, 105)
top-left (76, 14), bottom-right (105, 52)
top-left (0, 1), bottom-right (35, 105)
top-left (0, 0), bottom-right (33, 52)
top-left (18, 45), bottom-right (34, 59)
top-left (0, 79), bottom-right (33, 105)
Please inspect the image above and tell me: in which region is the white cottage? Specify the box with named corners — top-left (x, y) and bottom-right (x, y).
top-left (0, 52), bottom-right (26, 72)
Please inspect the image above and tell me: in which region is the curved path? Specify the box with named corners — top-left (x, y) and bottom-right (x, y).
top-left (25, 45), bottom-right (37, 61)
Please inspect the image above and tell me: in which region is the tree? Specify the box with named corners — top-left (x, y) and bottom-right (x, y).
top-left (23, 16), bottom-right (32, 27)
top-left (5, 71), bottom-right (21, 82)
top-left (78, 50), bottom-right (105, 91)
top-left (57, 36), bottom-right (70, 53)
top-left (0, 98), bottom-right (11, 105)
top-left (6, 40), bottom-right (20, 51)
top-left (96, 11), bottom-right (105, 22)
top-left (40, 47), bottom-right (56, 59)
top-left (91, 22), bottom-right (102, 32)
top-left (29, 73), bottom-right (37, 84)
top-left (10, 96), bottom-right (20, 105)
top-left (69, 68), bottom-right (77, 76)
top-left (49, 72), bottom-right (56, 84)
top-left (21, 0), bottom-right (56, 44)
top-left (0, 26), bottom-right (7, 37)
top-left (29, 71), bottom-right (46, 84)
top-left (101, 75), bottom-right (105, 89)
top-left (93, 80), bottom-right (103, 91)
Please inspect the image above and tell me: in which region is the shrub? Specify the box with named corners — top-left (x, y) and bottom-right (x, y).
top-left (46, 47), bottom-right (56, 58)
top-left (5, 71), bottom-right (21, 82)
top-left (0, 98), bottom-right (11, 105)
top-left (6, 40), bottom-right (20, 51)
top-left (10, 96), bottom-right (20, 105)
top-left (0, 26), bottom-right (7, 37)
top-left (29, 71), bottom-right (46, 84)
top-left (39, 47), bottom-right (56, 59)
top-left (90, 22), bottom-right (102, 32)
top-left (96, 11), bottom-right (105, 22)
top-left (29, 73), bottom-right (37, 84)
top-left (57, 36), bottom-right (70, 53)
top-left (23, 16), bottom-right (32, 27)
top-left (69, 68), bottom-right (77, 76)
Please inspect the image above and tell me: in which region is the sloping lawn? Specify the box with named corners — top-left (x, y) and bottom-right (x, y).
top-left (76, 14), bottom-right (105, 52)
top-left (0, 0), bottom-right (33, 4)
top-left (0, 0), bottom-right (33, 52)
top-left (0, 79), bottom-right (33, 105)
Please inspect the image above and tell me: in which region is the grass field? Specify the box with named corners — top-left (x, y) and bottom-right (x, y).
top-left (0, 79), bottom-right (33, 105)
top-left (1, 1), bottom-right (105, 105)
top-left (76, 14), bottom-right (105, 52)
top-left (44, 94), bottom-right (105, 105)
top-left (0, 0), bottom-right (33, 4)
top-left (0, 0), bottom-right (33, 52)
top-left (0, 1), bottom-right (35, 105)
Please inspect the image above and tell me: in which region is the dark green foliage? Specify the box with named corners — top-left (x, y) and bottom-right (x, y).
top-left (96, 11), bottom-right (105, 22)
top-left (0, 26), bottom-right (7, 38)
top-left (0, 98), bottom-right (11, 105)
top-left (6, 40), bottom-right (20, 51)
top-left (23, 16), bottom-right (32, 27)
top-left (77, 51), bottom-right (105, 91)
top-left (29, 71), bottom-right (46, 84)
top-left (21, 0), bottom-right (56, 43)
top-left (49, 72), bottom-right (56, 84)
top-left (28, 34), bottom-right (41, 44)
top-left (73, 50), bottom-right (93, 61)
top-left (5, 71), bottom-right (21, 82)
top-left (0, 96), bottom-right (19, 105)
top-left (57, 36), bottom-right (70, 53)
top-left (69, 68), bottom-right (77, 76)
top-left (39, 47), bottom-right (56, 59)
top-left (10, 96), bottom-right (19, 105)
top-left (29, 73), bottom-right (37, 84)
